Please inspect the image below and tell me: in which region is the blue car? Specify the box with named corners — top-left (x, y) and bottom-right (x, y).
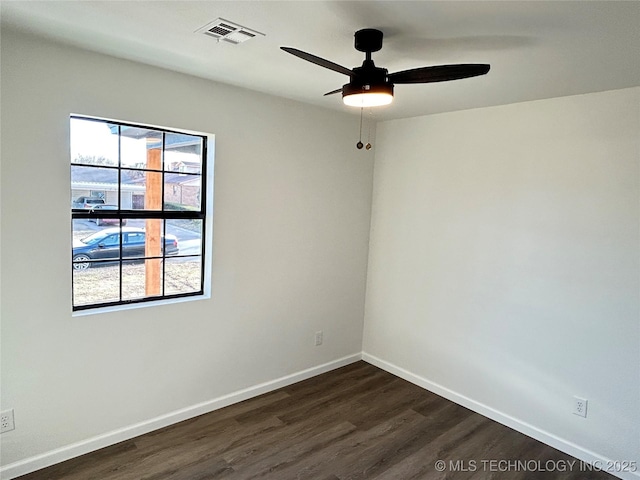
top-left (72, 227), bottom-right (179, 270)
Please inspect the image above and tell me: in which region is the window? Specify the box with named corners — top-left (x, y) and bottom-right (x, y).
top-left (71, 116), bottom-right (209, 310)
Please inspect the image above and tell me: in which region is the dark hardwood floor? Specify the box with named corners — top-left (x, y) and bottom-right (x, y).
top-left (18, 361), bottom-right (615, 479)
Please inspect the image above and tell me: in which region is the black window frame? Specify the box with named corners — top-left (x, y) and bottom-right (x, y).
top-left (71, 115), bottom-right (208, 311)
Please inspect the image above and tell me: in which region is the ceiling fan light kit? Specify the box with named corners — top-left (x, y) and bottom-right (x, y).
top-left (342, 82), bottom-right (394, 107)
top-left (281, 28), bottom-right (490, 109)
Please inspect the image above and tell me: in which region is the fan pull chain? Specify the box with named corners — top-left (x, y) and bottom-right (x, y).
top-left (356, 107), bottom-right (364, 149)
top-left (366, 109), bottom-right (373, 150)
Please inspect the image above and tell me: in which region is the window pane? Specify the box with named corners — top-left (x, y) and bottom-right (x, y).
top-left (122, 260), bottom-right (163, 301)
top-left (73, 218), bottom-right (96, 243)
top-left (120, 126), bottom-right (163, 170)
top-left (73, 263), bottom-right (120, 306)
top-left (71, 165), bottom-right (117, 208)
top-left (70, 118), bottom-right (118, 167)
top-left (165, 133), bottom-right (202, 174)
top-left (72, 218), bottom-right (122, 306)
top-left (165, 257), bottom-right (202, 295)
top-left (166, 219), bottom-right (202, 257)
top-left (72, 219), bottom-right (122, 264)
top-left (120, 169), bottom-right (162, 210)
top-left (164, 175), bottom-right (201, 211)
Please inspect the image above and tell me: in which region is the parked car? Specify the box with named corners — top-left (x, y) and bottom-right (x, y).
top-left (88, 205), bottom-right (127, 226)
top-left (72, 227), bottom-right (179, 270)
top-left (73, 196), bottom-right (105, 209)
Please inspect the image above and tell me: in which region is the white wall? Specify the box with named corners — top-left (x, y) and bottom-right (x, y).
top-left (364, 87), bottom-right (640, 473)
top-left (0, 29), bottom-right (373, 471)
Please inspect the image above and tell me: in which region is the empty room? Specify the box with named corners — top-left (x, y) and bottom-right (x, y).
top-left (1, 1), bottom-right (638, 479)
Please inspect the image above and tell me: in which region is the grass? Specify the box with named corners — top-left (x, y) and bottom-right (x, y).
top-left (73, 261), bottom-right (202, 306)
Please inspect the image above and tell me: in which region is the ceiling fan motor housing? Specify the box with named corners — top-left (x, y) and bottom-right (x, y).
top-left (353, 62), bottom-right (387, 82)
top-left (346, 66), bottom-right (390, 91)
top-left (354, 29), bottom-right (383, 53)
top-left (345, 61), bottom-right (392, 93)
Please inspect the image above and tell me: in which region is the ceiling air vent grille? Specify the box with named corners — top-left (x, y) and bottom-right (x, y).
top-left (196, 18), bottom-right (264, 45)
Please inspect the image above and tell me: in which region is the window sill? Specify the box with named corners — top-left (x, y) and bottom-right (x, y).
top-left (72, 292), bottom-right (210, 317)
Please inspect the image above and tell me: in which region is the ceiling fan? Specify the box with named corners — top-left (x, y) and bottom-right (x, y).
top-left (281, 28), bottom-right (490, 108)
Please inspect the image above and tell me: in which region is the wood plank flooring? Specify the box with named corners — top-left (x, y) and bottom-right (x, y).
top-left (18, 362), bottom-right (615, 480)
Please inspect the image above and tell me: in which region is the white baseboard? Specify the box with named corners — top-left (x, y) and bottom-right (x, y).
top-left (362, 352), bottom-right (639, 480)
top-left (0, 353), bottom-right (362, 480)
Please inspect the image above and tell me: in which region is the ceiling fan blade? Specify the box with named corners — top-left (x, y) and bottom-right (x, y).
top-left (323, 88), bottom-right (342, 96)
top-left (389, 64), bottom-right (490, 84)
top-left (281, 47), bottom-right (353, 77)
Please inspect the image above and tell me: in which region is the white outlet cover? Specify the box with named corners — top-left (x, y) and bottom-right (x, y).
top-left (573, 397), bottom-right (588, 417)
top-left (0, 409), bottom-right (15, 433)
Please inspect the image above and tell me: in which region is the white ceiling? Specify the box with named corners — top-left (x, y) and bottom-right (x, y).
top-left (2, 1), bottom-right (639, 121)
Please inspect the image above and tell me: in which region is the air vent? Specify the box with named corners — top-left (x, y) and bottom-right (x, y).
top-left (196, 18), bottom-right (264, 45)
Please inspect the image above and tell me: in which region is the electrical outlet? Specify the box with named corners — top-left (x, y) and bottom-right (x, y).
top-left (573, 397), bottom-right (588, 418)
top-left (314, 331), bottom-right (323, 346)
top-left (0, 409), bottom-right (15, 433)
